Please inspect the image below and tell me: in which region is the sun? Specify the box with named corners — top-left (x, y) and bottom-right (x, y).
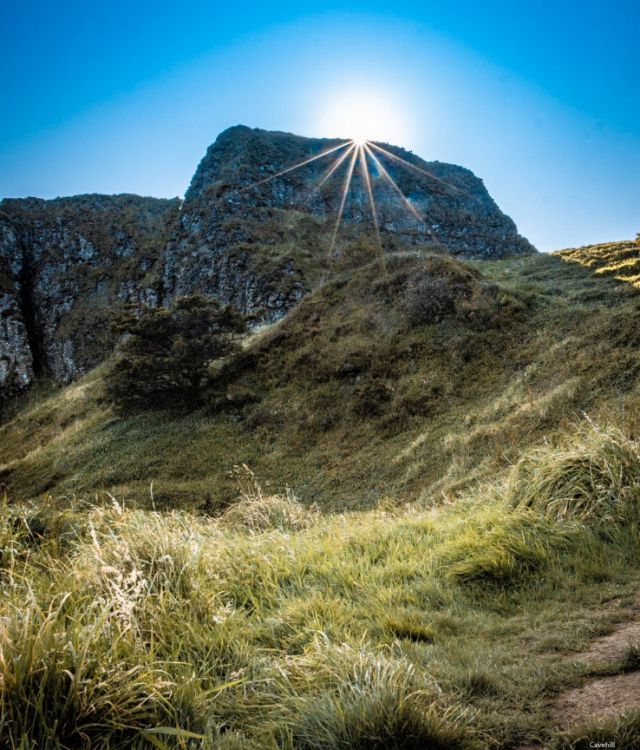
top-left (316, 88), bottom-right (408, 145)
top-left (248, 93), bottom-right (467, 263)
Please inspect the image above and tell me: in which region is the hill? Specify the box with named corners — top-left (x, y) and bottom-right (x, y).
top-left (2, 241), bottom-right (640, 747)
top-left (0, 126), bottom-right (533, 401)
top-left (1, 244), bottom-right (639, 510)
top-left (1, 126), bottom-right (640, 747)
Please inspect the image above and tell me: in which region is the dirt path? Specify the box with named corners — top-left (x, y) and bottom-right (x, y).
top-left (514, 597), bottom-right (640, 748)
top-left (570, 618), bottom-right (640, 666)
top-left (551, 671), bottom-right (640, 726)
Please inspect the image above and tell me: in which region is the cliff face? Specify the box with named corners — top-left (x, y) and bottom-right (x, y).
top-left (0, 196), bottom-right (180, 393)
top-left (0, 215), bottom-right (33, 396)
top-left (162, 126), bottom-right (534, 321)
top-left (0, 126), bottom-right (535, 400)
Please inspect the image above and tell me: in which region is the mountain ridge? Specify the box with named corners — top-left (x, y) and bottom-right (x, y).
top-left (0, 125), bottom-right (534, 402)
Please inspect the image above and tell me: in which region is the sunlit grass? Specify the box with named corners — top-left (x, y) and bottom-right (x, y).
top-left (2, 418), bottom-right (640, 747)
top-left (558, 238), bottom-right (640, 288)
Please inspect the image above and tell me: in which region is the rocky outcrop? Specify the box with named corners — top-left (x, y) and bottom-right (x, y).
top-left (0, 196), bottom-right (180, 392)
top-left (162, 127), bottom-right (533, 322)
top-left (0, 126), bottom-right (535, 399)
top-left (0, 214), bottom-right (34, 399)
top-left (0, 293), bottom-right (32, 395)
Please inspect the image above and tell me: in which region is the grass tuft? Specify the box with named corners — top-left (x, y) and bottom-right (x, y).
top-left (385, 613), bottom-right (436, 643)
top-left (291, 648), bottom-right (476, 750)
top-left (221, 465), bottom-right (318, 532)
top-left (508, 422), bottom-right (640, 526)
top-left (0, 594), bottom-right (178, 748)
top-left (439, 504), bottom-right (568, 584)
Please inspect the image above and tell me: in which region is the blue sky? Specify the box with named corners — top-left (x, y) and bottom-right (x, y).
top-left (1, 1), bottom-right (638, 251)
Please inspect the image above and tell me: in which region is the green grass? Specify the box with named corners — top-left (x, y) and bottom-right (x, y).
top-left (2, 249), bottom-right (640, 511)
top-left (2, 423), bottom-right (640, 747)
top-left (508, 421), bottom-right (640, 526)
top-left (3, 239), bottom-right (640, 746)
top-left (551, 711), bottom-right (640, 750)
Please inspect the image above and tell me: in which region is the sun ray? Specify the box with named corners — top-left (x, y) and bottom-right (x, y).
top-left (363, 143), bottom-right (438, 241)
top-left (367, 141), bottom-right (475, 201)
top-left (240, 134), bottom-right (456, 268)
top-left (328, 145), bottom-right (359, 259)
top-left (246, 140), bottom-right (352, 191)
top-left (307, 141), bottom-right (357, 201)
top-left (358, 144), bottom-right (384, 267)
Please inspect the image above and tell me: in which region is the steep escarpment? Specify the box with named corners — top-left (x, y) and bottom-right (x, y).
top-left (0, 126), bottom-right (535, 400)
top-left (0, 213), bottom-right (33, 397)
top-left (162, 126), bottom-right (534, 322)
top-left (0, 195), bottom-right (180, 392)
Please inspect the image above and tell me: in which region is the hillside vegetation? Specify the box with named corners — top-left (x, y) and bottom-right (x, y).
top-left (2, 238), bottom-right (640, 748)
top-left (2, 423), bottom-right (640, 748)
top-left (559, 237), bottom-right (640, 287)
top-left (1, 244), bottom-right (640, 510)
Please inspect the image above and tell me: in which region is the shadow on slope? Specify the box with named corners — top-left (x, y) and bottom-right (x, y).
top-left (1, 248), bottom-right (640, 510)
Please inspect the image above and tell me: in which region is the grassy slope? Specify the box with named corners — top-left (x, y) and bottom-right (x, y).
top-left (2, 425), bottom-right (640, 749)
top-left (559, 238), bottom-right (640, 287)
top-left (2, 240), bottom-right (640, 748)
top-left (1, 246), bottom-right (640, 510)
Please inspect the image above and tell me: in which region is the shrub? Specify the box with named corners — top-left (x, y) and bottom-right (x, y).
top-left (403, 256), bottom-right (477, 325)
top-left (402, 255), bottom-right (526, 329)
top-left (105, 295), bottom-right (246, 412)
top-left (404, 275), bottom-right (461, 325)
top-left (508, 423), bottom-right (640, 526)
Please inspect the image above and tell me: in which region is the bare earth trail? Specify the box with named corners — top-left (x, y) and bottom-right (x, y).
top-left (515, 593), bottom-right (640, 748)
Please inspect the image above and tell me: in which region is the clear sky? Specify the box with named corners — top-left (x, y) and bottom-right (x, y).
top-left (2, 1), bottom-right (638, 251)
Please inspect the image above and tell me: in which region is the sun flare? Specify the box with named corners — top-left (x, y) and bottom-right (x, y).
top-left (247, 101), bottom-right (474, 262)
top-left (316, 89), bottom-right (408, 145)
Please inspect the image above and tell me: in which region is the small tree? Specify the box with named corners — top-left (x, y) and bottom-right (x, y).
top-left (106, 295), bottom-right (246, 412)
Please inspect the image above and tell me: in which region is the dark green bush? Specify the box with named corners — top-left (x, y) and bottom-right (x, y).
top-left (106, 295), bottom-right (246, 412)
